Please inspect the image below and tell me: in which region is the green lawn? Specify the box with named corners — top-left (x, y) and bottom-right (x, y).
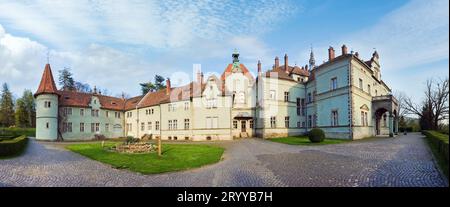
top-left (66, 142), bottom-right (224, 174)
top-left (268, 136), bottom-right (349, 145)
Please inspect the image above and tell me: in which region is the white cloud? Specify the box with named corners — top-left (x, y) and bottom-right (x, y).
top-left (0, 0), bottom-right (297, 49)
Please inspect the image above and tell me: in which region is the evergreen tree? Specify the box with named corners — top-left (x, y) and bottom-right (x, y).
top-left (154, 75), bottom-right (166, 90)
top-left (21, 90), bottom-right (35, 127)
top-left (0, 83), bottom-right (15, 127)
top-left (139, 82), bottom-right (156, 95)
top-left (59, 67), bottom-right (76, 91)
top-left (15, 98), bottom-right (28, 127)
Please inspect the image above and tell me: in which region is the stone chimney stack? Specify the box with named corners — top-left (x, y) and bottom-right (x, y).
top-left (197, 71), bottom-right (202, 84)
top-left (284, 54), bottom-right (289, 73)
top-left (275, 56), bottom-right (280, 69)
top-left (257, 60), bottom-right (261, 73)
top-left (166, 78), bottom-right (171, 95)
top-left (328, 46), bottom-right (335, 61)
top-left (341, 44), bottom-right (348, 55)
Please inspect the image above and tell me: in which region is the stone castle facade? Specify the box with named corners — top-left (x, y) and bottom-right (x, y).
top-left (35, 45), bottom-right (399, 141)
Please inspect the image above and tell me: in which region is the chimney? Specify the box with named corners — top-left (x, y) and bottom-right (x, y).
top-left (197, 71), bottom-right (202, 84)
top-left (341, 44), bottom-right (348, 55)
top-left (166, 78), bottom-right (171, 95)
top-left (328, 47), bottom-right (335, 61)
top-left (284, 54), bottom-right (289, 73)
top-left (274, 56), bottom-right (280, 69)
top-left (201, 72), bottom-right (204, 84)
top-left (257, 60), bottom-right (261, 73)
top-left (355, 52), bottom-right (359, 58)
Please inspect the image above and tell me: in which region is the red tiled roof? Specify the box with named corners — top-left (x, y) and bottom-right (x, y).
top-left (34, 64), bottom-right (59, 97)
top-left (264, 65), bottom-right (310, 82)
top-left (58, 90), bottom-right (126, 111)
top-left (123, 95), bottom-right (144, 111)
top-left (220, 63), bottom-right (254, 82)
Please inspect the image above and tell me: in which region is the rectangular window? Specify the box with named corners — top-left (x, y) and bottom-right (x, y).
top-left (359, 78), bottom-right (363, 89)
top-left (68, 122), bottom-right (72, 132)
top-left (331, 77), bottom-right (338, 90)
top-left (106, 111), bottom-right (109, 117)
top-left (331, 110), bottom-right (339, 126)
top-left (301, 98), bottom-right (306, 116)
top-left (361, 111), bottom-right (365, 126)
top-left (307, 93), bottom-right (312, 103)
top-left (148, 122), bottom-right (152, 130)
top-left (105, 123), bottom-right (109, 132)
top-left (297, 121), bottom-right (301, 128)
top-left (91, 123), bottom-right (95, 132)
top-left (284, 92), bottom-right (289, 102)
top-left (184, 102), bottom-right (190, 110)
top-left (308, 115), bottom-right (312, 128)
top-left (296, 98), bottom-right (301, 115)
top-left (184, 119), bottom-right (190, 130)
top-left (80, 123), bottom-right (84, 132)
top-left (285, 116), bottom-right (290, 128)
top-left (91, 109), bottom-right (95, 117)
top-left (155, 121), bottom-right (160, 130)
top-left (173, 120), bottom-right (178, 130)
top-left (375, 90), bottom-right (378, 96)
top-left (270, 90), bottom-right (276, 100)
top-left (249, 120), bottom-right (254, 129)
top-left (80, 109), bottom-right (84, 116)
top-left (95, 123), bottom-right (100, 132)
top-left (270, 117), bottom-right (276, 128)
top-left (141, 122), bottom-right (145, 131)
top-left (44, 101), bottom-right (51, 108)
top-left (67, 108), bottom-right (72, 115)
top-left (233, 120), bottom-right (238, 129)
top-left (367, 84), bottom-right (371, 95)
top-left (365, 112), bottom-right (369, 126)
top-left (168, 120), bottom-right (172, 130)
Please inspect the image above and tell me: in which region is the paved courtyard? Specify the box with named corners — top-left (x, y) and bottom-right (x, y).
top-left (0, 133), bottom-right (447, 187)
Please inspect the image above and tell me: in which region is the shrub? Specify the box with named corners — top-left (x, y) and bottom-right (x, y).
top-left (308, 128), bottom-right (325, 143)
top-left (0, 135), bottom-right (28, 157)
top-left (125, 136), bottom-right (140, 144)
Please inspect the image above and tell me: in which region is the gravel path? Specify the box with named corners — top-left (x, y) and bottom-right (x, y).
top-left (0, 133), bottom-right (447, 187)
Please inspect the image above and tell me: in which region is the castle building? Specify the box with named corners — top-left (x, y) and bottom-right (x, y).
top-left (34, 45), bottom-right (399, 141)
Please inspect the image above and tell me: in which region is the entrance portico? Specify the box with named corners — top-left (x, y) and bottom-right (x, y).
top-left (372, 95), bottom-right (399, 137)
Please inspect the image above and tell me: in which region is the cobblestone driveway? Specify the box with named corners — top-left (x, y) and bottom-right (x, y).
top-left (0, 133), bottom-right (447, 187)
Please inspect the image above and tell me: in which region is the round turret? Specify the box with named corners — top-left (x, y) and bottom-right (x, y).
top-left (35, 64), bottom-right (59, 141)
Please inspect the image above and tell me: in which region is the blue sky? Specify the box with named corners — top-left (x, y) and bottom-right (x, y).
top-left (0, 0), bottom-right (448, 102)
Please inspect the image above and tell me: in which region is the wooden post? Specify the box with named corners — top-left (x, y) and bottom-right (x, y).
top-left (158, 136), bottom-right (162, 156)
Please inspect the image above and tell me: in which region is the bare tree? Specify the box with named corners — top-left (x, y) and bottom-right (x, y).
top-left (393, 90), bottom-right (407, 118)
top-left (404, 78), bottom-right (449, 130)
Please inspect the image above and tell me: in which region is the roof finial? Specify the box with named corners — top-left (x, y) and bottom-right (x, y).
top-left (46, 49), bottom-right (50, 64)
top-left (309, 44), bottom-right (315, 69)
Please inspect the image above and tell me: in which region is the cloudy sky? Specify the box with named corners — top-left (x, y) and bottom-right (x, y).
top-left (0, 0), bottom-right (448, 101)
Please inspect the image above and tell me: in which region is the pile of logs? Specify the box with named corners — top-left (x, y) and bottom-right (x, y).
top-left (115, 142), bottom-right (157, 153)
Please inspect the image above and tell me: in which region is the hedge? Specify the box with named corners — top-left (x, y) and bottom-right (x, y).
top-left (422, 130), bottom-right (449, 163)
top-left (0, 135), bottom-right (28, 157)
top-left (0, 128), bottom-right (36, 137)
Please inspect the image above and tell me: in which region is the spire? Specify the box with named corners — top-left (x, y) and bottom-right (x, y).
top-left (34, 63), bottom-right (59, 97)
top-left (309, 46), bottom-right (316, 69)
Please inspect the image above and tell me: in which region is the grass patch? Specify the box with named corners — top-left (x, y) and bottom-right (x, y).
top-left (66, 142), bottom-right (224, 174)
top-left (268, 136), bottom-right (349, 145)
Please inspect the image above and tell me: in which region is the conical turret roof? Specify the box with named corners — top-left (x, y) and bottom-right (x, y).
top-left (34, 63), bottom-right (59, 97)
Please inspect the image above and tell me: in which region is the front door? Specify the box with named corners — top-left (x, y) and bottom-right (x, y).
top-left (241, 121), bottom-right (246, 132)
